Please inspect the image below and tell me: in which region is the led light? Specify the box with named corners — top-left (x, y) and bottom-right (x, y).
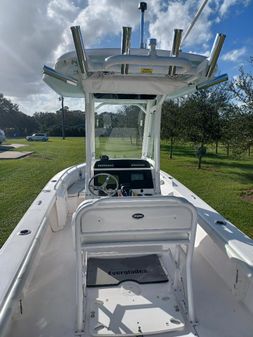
top-left (43, 65), bottom-right (78, 86)
top-left (196, 73), bottom-right (228, 90)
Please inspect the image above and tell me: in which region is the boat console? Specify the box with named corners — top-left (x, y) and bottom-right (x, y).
top-left (92, 157), bottom-right (154, 197)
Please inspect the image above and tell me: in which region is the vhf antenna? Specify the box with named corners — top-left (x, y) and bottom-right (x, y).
top-left (138, 2), bottom-right (147, 49)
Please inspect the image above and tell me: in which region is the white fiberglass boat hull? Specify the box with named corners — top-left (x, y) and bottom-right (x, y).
top-left (1, 163), bottom-right (253, 337)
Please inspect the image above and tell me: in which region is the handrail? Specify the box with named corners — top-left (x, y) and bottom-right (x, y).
top-left (104, 54), bottom-right (193, 74)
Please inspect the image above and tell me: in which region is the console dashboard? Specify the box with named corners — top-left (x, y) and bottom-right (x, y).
top-left (93, 158), bottom-right (154, 196)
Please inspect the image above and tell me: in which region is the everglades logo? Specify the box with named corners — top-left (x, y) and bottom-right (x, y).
top-left (132, 213), bottom-right (144, 219)
top-left (108, 269), bottom-right (148, 276)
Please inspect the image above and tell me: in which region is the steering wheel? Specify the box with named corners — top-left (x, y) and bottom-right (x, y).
top-left (88, 173), bottom-right (119, 196)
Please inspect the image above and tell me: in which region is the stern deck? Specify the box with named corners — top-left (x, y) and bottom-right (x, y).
top-left (5, 216), bottom-right (253, 337)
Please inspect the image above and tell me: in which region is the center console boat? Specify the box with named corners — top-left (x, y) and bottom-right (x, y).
top-left (1, 2), bottom-right (253, 337)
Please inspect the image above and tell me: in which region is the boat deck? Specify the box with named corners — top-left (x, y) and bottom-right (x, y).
top-left (6, 217), bottom-right (253, 337)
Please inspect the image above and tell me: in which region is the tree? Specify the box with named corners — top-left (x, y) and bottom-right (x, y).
top-left (34, 109), bottom-right (85, 137)
top-left (181, 90), bottom-right (221, 168)
top-left (0, 94), bottom-right (38, 136)
top-left (56, 109), bottom-right (85, 137)
top-left (229, 59), bottom-right (253, 112)
top-left (230, 108), bottom-right (253, 157)
top-left (33, 112), bottom-right (58, 132)
top-left (161, 100), bottom-right (181, 159)
top-left (229, 59), bottom-right (253, 155)
top-left (219, 105), bottom-right (235, 156)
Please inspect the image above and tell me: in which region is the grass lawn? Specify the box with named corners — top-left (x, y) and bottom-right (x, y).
top-left (0, 137), bottom-right (86, 246)
top-left (161, 142), bottom-right (253, 239)
top-left (0, 137), bottom-right (253, 247)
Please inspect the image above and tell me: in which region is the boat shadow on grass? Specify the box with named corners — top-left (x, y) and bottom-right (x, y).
top-left (200, 160), bottom-right (253, 185)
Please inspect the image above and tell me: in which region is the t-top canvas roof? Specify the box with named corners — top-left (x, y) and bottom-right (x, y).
top-left (43, 25), bottom-right (227, 103)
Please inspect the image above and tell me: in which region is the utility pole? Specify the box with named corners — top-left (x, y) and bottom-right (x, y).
top-left (59, 96), bottom-right (65, 140)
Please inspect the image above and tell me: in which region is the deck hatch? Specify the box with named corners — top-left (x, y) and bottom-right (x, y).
top-left (87, 254), bottom-right (168, 287)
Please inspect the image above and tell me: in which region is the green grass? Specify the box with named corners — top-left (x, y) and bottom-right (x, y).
top-left (0, 138), bottom-right (253, 247)
top-left (161, 142), bottom-right (253, 238)
top-left (0, 138), bottom-right (86, 246)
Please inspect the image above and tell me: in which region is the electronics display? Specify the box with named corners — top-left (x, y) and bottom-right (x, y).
top-left (94, 158), bottom-right (154, 193)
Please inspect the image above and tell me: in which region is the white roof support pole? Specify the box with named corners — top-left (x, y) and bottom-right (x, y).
top-left (153, 96), bottom-right (164, 194)
top-left (84, 93), bottom-right (95, 197)
top-left (185, 211), bottom-right (198, 323)
top-left (75, 211), bottom-right (84, 333)
top-left (142, 100), bottom-right (152, 159)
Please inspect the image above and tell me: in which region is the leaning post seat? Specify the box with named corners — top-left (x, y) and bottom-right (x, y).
top-left (72, 196), bottom-right (197, 334)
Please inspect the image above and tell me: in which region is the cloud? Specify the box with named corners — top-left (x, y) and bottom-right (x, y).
top-left (73, 0), bottom-right (140, 47)
top-left (0, 0), bottom-right (80, 98)
top-left (221, 47), bottom-right (247, 62)
top-left (219, 0), bottom-right (250, 17)
top-left (54, 0), bottom-right (140, 59)
top-left (148, 1), bottom-right (213, 50)
top-left (0, 0), bottom-right (252, 115)
top-left (0, 0), bottom-right (140, 98)
top-left (7, 91), bottom-right (85, 115)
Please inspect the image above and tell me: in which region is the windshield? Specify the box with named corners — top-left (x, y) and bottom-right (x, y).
top-left (95, 106), bottom-right (145, 159)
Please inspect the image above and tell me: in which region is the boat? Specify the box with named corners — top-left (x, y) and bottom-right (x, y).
top-left (1, 2), bottom-right (253, 337)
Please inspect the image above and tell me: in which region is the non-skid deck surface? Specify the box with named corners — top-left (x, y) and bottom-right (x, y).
top-left (88, 282), bottom-right (185, 336)
top-left (87, 254), bottom-right (168, 287)
top-left (5, 220), bottom-right (253, 337)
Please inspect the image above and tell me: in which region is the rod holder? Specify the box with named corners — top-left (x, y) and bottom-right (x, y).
top-left (206, 33), bottom-right (226, 78)
top-left (196, 73), bottom-right (228, 90)
top-left (121, 26), bottom-right (132, 74)
top-left (149, 38), bottom-right (157, 56)
top-left (171, 29), bottom-right (183, 56)
top-left (43, 65), bottom-right (78, 86)
top-left (70, 26), bottom-right (89, 77)
top-left (138, 2), bottom-right (147, 49)
top-left (168, 29), bottom-right (183, 76)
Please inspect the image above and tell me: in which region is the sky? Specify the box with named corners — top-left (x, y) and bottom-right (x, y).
top-left (0, 0), bottom-right (252, 116)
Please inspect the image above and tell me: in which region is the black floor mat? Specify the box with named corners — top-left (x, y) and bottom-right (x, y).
top-left (87, 254), bottom-right (168, 287)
